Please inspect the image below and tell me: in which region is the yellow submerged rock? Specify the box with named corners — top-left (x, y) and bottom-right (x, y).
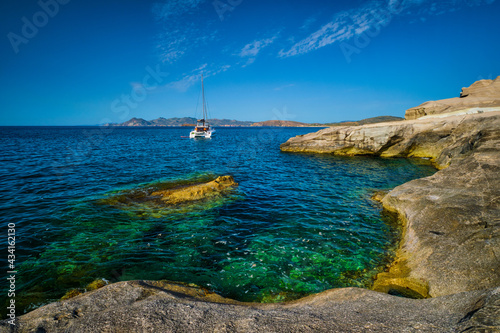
top-left (151, 176), bottom-right (237, 204)
top-left (99, 175), bottom-right (239, 217)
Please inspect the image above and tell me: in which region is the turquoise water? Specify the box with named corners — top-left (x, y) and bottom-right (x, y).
top-left (0, 126), bottom-right (436, 316)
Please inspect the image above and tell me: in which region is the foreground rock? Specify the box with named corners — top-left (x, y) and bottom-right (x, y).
top-left (405, 76), bottom-right (500, 120)
top-left (281, 111), bottom-right (500, 299)
top-left (373, 118), bottom-right (500, 298)
top-left (2, 280), bottom-right (499, 333)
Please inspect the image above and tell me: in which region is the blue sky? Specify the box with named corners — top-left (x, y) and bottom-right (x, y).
top-left (1, 0), bottom-right (499, 125)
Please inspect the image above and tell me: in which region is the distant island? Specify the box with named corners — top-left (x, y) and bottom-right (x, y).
top-left (106, 117), bottom-right (253, 127)
top-left (108, 116), bottom-right (404, 127)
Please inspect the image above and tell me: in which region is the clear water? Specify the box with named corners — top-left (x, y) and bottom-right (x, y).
top-left (0, 126), bottom-right (436, 315)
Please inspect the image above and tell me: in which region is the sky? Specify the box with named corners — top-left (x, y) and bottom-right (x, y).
top-left (1, 0), bottom-right (499, 125)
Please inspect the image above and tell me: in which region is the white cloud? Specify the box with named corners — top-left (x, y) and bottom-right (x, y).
top-left (278, 0), bottom-right (495, 58)
top-left (153, 1), bottom-right (217, 64)
top-left (300, 16), bottom-right (317, 31)
top-left (167, 64), bottom-right (231, 92)
top-left (152, 0), bottom-right (207, 21)
top-left (237, 34), bottom-right (279, 67)
top-left (279, 2), bottom-right (394, 58)
top-left (168, 73), bottom-right (200, 92)
top-left (403, 0), bottom-right (496, 18)
top-left (242, 58), bottom-right (255, 67)
top-left (239, 36), bottom-right (278, 58)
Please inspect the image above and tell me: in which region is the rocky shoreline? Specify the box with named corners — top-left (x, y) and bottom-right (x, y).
top-left (2, 280), bottom-right (499, 332)
top-left (3, 79), bottom-right (499, 332)
top-left (281, 111), bottom-right (500, 299)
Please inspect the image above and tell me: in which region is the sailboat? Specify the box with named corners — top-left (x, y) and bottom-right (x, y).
top-left (189, 74), bottom-right (216, 139)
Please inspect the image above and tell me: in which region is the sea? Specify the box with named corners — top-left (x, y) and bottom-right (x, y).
top-left (0, 126), bottom-right (436, 316)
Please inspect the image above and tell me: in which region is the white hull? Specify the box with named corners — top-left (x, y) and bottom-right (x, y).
top-left (189, 128), bottom-right (215, 139)
top-left (189, 74), bottom-right (215, 139)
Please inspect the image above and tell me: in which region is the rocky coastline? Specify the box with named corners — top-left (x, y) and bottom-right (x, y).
top-left (281, 111), bottom-right (500, 299)
top-left (2, 78), bottom-right (499, 332)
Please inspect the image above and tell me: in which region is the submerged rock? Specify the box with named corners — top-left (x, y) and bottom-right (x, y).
top-left (99, 175), bottom-right (238, 216)
top-left (151, 175), bottom-right (237, 204)
top-left (60, 279), bottom-right (109, 301)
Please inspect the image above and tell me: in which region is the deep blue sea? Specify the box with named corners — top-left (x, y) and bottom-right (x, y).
top-left (0, 126), bottom-right (436, 316)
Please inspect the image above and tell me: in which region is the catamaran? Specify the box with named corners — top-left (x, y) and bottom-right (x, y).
top-left (189, 74), bottom-right (215, 139)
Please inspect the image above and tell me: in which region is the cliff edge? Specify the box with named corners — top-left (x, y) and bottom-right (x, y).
top-left (405, 76), bottom-right (500, 120)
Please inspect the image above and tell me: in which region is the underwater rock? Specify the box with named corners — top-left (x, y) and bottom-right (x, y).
top-left (151, 175), bottom-right (237, 204)
top-left (60, 279), bottom-right (109, 301)
top-left (60, 289), bottom-right (83, 301)
top-left (99, 175), bottom-right (238, 216)
top-left (85, 279), bottom-right (109, 292)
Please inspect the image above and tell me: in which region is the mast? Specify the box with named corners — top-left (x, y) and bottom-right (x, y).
top-left (201, 73), bottom-right (206, 124)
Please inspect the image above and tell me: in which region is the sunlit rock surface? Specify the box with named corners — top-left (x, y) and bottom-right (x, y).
top-left (2, 280), bottom-right (499, 333)
top-left (280, 111), bottom-right (499, 170)
top-left (405, 76), bottom-right (500, 120)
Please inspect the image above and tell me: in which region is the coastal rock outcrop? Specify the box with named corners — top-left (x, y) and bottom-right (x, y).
top-left (280, 111), bottom-right (499, 169)
top-left (405, 76), bottom-right (500, 120)
top-left (281, 111), bottom-right (500, 299)
top-left (3, 280), bottom-right (499, 332)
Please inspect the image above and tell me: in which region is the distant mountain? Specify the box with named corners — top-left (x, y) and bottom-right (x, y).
top-left (207, 119), bottom-right (254, 126)
top-left (110, 115), bottom-right (404, 127)
top-left (251, 120), bottom-right (314, 127)
top-left (149, 117), bottom-right (197, 126)
top-left (110, 117), bottom-right (254, 127)
top-left (119, 117), bottom-right (152, 126)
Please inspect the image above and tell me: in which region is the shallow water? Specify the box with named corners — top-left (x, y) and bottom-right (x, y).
top-left (0, 126), bottom-right (436, 315)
